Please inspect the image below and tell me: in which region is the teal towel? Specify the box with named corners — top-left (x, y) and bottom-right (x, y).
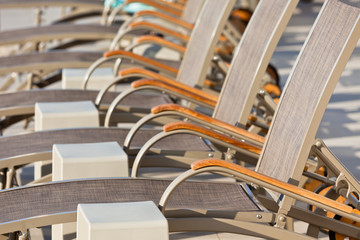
top-left (104, 0), bottom-right (156, 13)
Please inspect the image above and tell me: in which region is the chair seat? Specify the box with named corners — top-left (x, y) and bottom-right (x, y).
top-left (0, 128), bottom-right (213, 160)
top-left (0, 178), bottom-right (260, 224)
top-left (0, 90), bottom-right (173, 131)
top-left (0, 51), bottom-right (181, 75)
top-left (0, 89), bottom-right (173, 109)
top-left (0, 90), bottom-right (116, 108)
top-left (0, 24), bottom-right (119, 46)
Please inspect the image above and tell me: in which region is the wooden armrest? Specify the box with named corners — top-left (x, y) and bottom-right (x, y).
top-left (132, 77), bottom-right (218, 102)
top-left (192, 159), bottom-right (354, 214)
top-left (128, 22), bottom-right (190, 42)
top-left (125, 0), bottom-right (182, 17)
top-left (164, 122), bottom-right (261, 154)
top-left (135, 10), bottom-right (193, 29)
top-left (131, 79), bottom-right (217, 107)
top-left (231, 9), bottom-right (252, 23)
top-left (263, 83), bottom-right (281, 97)
top-left (118, 67), bottom-right (177, 82)
top-left (152, 104), bottom-right (265, 143)
top-left (248, 115), bottom-right (259, 123)
top-left (135, 35), bottom-right (186, 53)
top-left (204, 79), bottom-right (218, 88)
top-left (146, 78), bottom-right (218, 102)
top-left (219, 35), bottom-right (227, 43)
top-left (103, 50), bottom-right (178, 75)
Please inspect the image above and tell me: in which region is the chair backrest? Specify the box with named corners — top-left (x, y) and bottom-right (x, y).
top-left (256, 0), bottom-right (360, 199)
top-left (181, 0), bottom-right (205, 23)
top-left (212, 0), bottom-right (299, 125)
top-left (175, 0), bottom-right (235, 86)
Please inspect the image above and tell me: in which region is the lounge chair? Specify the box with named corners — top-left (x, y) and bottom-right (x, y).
top-left (0, 0), bottom-right (242, 54)
top-left (0, 0), bottom-right (199, 67)
top-left (0, 0), bottom-right (246, 92)
top-left (0, 0), bottom-right (104, 16)
top-left (0, 0), bottom-right (233, 135)
top-left (99, 0), bottom-right (295, 175)
top-left (0, 0), bottom-right (204, 55)
top-left (0, 0), bottom-right (298, 188)
top-left (0, 0), bottom-right (223, 93)
top-left (0, 1), bottom-right (358, 239)
top-left (0, 0), bottom-right (187, 27)
top-left (0, 0), bottom-right (106, 28)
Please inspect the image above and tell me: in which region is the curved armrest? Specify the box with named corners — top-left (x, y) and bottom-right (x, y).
top-left (131, 79), bottom-right (217, 107)
top-left (104, 50), bottom-right (179, 75)
top-left (163, 122), bottom-right (261, 155)
top-left (118, 67), bottom-right (176, 81)
top-left (128, 21), bottom-right (190, 43)
top-left (130, 35), bottom-right (186, 54)
top-left (104, 80), bottom-right (215, 126)
top-left (191, 159), bottom-right (357, 219)
top-left (123, 104), bottom-right (264, 152)
top-left (107, 0), bottom-right (183, 26)
top-left (125, 0), bottom-right (183, 17)
top-left (130, 120), bottom-right (260, 177)
top-left (95, 67), bottom-right (177, 106)
top-left (152, 104), bottom-right (265, 145)
top-left (132, 79), bottom-right (217, 102)
top-left (83, 49), bottom-right (179, 89)
top-left (135, 10), bottom-right (193, 30)
top-left (83, 49), bottom-right (178, 89)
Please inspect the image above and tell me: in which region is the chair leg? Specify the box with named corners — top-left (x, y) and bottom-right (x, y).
top-left (285, 217), bottom-right (294, 231)
top-left (306, 224), bottom-right (321, 238)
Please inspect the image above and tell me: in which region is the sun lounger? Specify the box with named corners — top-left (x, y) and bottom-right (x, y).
top-left (0, 0), bottom-right (297, 188)
top-left (0, 0), bottom-right (233, 135)
top-left (0, 2), bottom-right (358, 239)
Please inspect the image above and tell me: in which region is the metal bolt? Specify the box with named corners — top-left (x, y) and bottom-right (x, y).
top-left (256, 214), bottom-right (262, 219)
top-left (208, 153), bottom-right (214, 157)
top-left (315, 140), bottom-right (322, 148)
top-left (18, 231), bottom-right (28, 240)
top-left (279, 216), bottom-right (286, 222)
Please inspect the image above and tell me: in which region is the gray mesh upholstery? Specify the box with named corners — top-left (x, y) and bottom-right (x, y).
top-left (0, 179), bottom-right (259, 223)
